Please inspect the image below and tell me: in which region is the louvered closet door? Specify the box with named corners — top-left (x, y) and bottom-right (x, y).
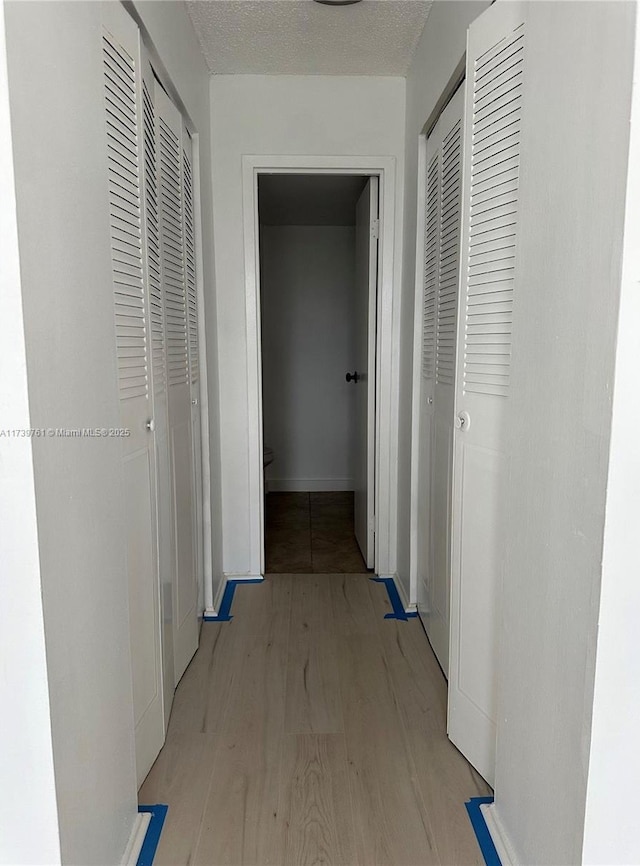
top-left (102, 3), bottom-right (165, 786)
top-left (141, 57), bottom-right (175, 728)
top-left (155, 83), bottom-right (198, 685)
top-left (417, 84), bottom-right (464, 677)
top-left (448, 0), bottom-right (526, 786)
top-left (416, 121), bottom-right (440, 652)
top-left (182, 129), bottom-right (204, 609)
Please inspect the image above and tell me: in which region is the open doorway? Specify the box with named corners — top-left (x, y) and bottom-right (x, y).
top-left (257, 174), bottom-right (378, 573)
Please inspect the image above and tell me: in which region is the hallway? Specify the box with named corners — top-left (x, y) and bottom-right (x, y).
top-left (140, 574), bottom-right (489, 865)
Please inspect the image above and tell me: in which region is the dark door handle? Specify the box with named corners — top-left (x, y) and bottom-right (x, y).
top-left (346, 371), bottom-right (360, 383)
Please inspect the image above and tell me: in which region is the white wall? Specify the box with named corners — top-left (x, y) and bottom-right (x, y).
top-left (0, 4), bottom-right (60, 862)
top-left (132, 0), bottom-right (225, 611)
top-left (260, 225), bottom-right (356, 491)
top-left (492, 3), bottom-right (636, 864)
top-left (210, 74), bottom-right (405, 575)
top-left (582, 10), bottom-right (640, 865)
top-left (398, 0), bottom-right (489, 601)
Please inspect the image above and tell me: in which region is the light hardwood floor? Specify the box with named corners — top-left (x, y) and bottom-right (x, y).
top-left (139, 574), bottom-right (490, 866)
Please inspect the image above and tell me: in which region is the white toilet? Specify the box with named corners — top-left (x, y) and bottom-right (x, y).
top-left (263, 445), bottom-right (274, 494)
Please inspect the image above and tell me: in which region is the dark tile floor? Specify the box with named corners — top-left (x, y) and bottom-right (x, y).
top-left (265, 491), bottom-right (369, 574)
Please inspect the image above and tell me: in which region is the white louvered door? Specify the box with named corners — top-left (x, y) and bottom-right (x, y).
top-left (155, 83), bottom-right (199, 685)
top-left (448, 1), bottom-right (526, 785)
top-left (102, 3), bottom-right (165, 786)
top-left (416, 125), bottom-right (439, 655)
top-left (417, 85), bottom-right (464, 676)
top-left (141, 58), bottom-right (175, 728)
top-left (182, 129), bottom-right (204, 609)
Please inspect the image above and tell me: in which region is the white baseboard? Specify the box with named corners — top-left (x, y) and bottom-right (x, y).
top-left (225, 572), bottom-right (264, 581)
top-left (120, 812), bottom-right (151, 866)
top-left (267, 478), bottom-right (354, 492)
top-left (379, 572), bottom-right (416, 614)
top-left (480, 803), bottom-right (518, 866)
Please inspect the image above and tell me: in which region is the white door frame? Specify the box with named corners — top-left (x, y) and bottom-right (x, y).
top-left (241, 154), bottom-right (397, 577)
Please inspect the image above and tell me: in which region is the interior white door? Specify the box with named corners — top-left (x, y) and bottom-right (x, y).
top-left (353, 177), bottom-right (378, 569)
top-left (141, 59), bottom-right (175, 728)
top-left (156, 83), bottom-right (199, 685)
top-left (417, 85), bottom-right (464, 676)
top-left (102, 4), bottom-right (165, 786)
top-left (448, 0), bottom-right (526, 786)
top-left (182, 130), bottom-right (204, 614)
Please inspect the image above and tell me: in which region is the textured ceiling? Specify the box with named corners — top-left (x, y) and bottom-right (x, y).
top-left (186, 0), bottom-right (433, 76)
top-left (258, 174), bottom-right (368, 225)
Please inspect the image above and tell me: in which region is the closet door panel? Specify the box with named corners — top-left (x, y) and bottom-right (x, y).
top-left (429, 87), bottom-right (464, 676)
top-left (417, 84), bottom-right (464, 677)
top-left (101, 2), bottom-right (164, 786)
top-left (182, 131), bottom-right (204, 607)
top-left (416, 138), bottom-right (440, 634)
top-left (142, 58), bottom-right (175, 728)
top-left (155, 83), bottom-right (198, 685)
top-left (448, 0), bottom-right (526, 786)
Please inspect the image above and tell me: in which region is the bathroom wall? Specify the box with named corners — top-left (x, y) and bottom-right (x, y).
top-left (260, 224), bottom-right (357, 491)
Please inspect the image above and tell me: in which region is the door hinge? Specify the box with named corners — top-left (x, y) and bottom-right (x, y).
top-left (371, 219), bottom-right (379, 241)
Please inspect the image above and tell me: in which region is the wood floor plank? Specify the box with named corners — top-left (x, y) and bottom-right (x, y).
top-left (284, 627), bottom-right (343, 734)
top-left (290, 574), bottom-right (337, 633)
top-left (194, 732), bottom-right (284, 866)
top-left (338, 633), bottom-right (439, 866)
top-left (369, 604), bottom-right (449, 734)
top-left (221, 625), bottom-right (289, 737)
top-left (229, 574), bottom-right (292, 637)
top-left (275, 734), bottom-right (357, 866)
top-left (138, 732), bottom-right (218, 866)
top-left (405, 736), bottom-right (488, 866)
top-left (372, 613), bottom-right (490, 865)
top-left (367, 573), bottom-right (395, 619)
top-left (194, 579), bottom-right (290, 865)
top-left (166, 623), bottom-right (238, 737)
top-left (330, 573), bottom-right (379, 636)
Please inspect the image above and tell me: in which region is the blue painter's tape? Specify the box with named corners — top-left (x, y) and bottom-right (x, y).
top-left (137, 804), bottom-right (168, 866)
top-left (465, 796), bottom-right (502, 866)
top-left (203, 578), bottom-right (264, 622)
top-left (370, 576), bottom-right (419, 621)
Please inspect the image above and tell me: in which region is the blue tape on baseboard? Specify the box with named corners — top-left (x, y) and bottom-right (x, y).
top-left (370, 576), bottom-right (419, 621)
top-left (465, 796), bottom-right (502, 866)
top-left (137, 804), bottom-right (168, 866)
top-left (203, 578), bottom-right (264, 622)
